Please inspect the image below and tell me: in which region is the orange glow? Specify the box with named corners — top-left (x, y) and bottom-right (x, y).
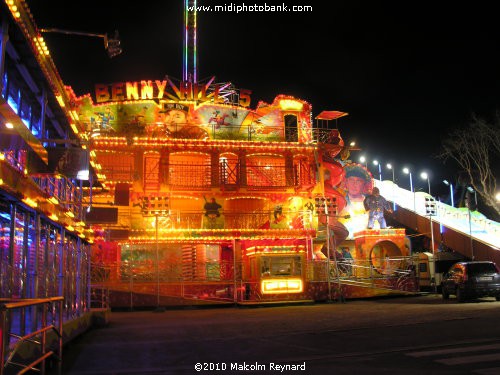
top-left (279, 99), bottom-right (303, 111)
top-left (261, 278), bottom-right (303, 294)
top-left (47, 196), bottom-right (59, 204)
top-left (22, 197), bottom-right (38, 208)
top-left (55, 95), bottom-right (65, 108)
top-left (245, 245), bottom-right (305, 256)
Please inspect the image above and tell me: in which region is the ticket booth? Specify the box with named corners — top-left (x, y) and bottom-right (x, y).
top-left (243, 245), bottom-right (306, 299)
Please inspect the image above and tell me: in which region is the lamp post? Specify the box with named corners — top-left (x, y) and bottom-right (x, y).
top-left (386, 163), bottom-right (395, 182)
top-left (420, 172), bottom-right (431, 195)
top-left (359, 156), bottom-right (367, 169)
top-left (386, 163), bottom-right (396, 211)
top-left (373, 160), bottom-right (382, 181)
top-left (403, 167), bottom-right (416, 213)
top-left (465, 188), bottom-right (475, 260)
top-left (40, 28), bottom-right (122, 57)
top-left (443, 180), bottom-right (454, 207)
top-left (424, 196), bottom-right (437, 256)
top-left (467, 186), bottom-right (477, 209)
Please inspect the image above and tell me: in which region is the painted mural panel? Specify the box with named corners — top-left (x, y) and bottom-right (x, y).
top-left (73, 93), bottom-right (312, 143)
top-left (338, 163), bottom-right (374, 239)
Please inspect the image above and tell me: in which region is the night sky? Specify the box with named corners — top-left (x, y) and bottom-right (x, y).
top-left (25, 0), bottom-right (500, 202)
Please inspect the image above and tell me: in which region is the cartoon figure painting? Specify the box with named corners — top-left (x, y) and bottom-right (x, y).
top-left (270, 204), bottom-right (288, 229)
top-left (338, 163), bottom-right (374, 239)
top-left (92, 106), bottom-right (115, 134)
top-left (208, 110), bottom-right (230, 129)
top-left (161, 103), bottom-right (209, 140)
top-left (203, 196), bottom-right (224, 229)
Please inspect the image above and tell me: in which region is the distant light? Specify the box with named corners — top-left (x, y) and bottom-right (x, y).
top-left (386, 163), bottom-right (392, 169)
top-left (373, 160), bottom-right (379, 165)
top-left (403, 167), bottom-right (410, 174)
top-left (349, 141), bottom-right (356, 147)
top-left (77, 169), bottom-right (90, 180)
top-left (467, 186), bottom-right (475, 193)
top-left (279, 99), bottom-right (303, 111)
top-left (420, 172), bottom-right (428, 180)
top-left (496, 192), bottom-right (500, 202)
top-left (443, 180), bottom-right (450, 186)
top-left (5, 122), bottom-right (13, 129)
top-left (359, 156), bottom-right (366, 163)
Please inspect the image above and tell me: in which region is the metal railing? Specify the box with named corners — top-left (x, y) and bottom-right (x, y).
top-left (1, 297), bottom-right (63, 375)
top-left (90, 256), bottom-right (418, 308)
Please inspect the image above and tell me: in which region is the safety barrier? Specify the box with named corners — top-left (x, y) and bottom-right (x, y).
top-left (91, 257), bottom-right (418, 308)
top-left (1, 297), bottom-right (63, 375)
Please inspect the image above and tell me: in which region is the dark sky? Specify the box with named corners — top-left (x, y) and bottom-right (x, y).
top-left (25, 0), bottom-right (500, 198)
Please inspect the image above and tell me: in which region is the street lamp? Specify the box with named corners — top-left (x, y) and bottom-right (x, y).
top-left (465, 188), bottom-right (475, 260)
top-left (359, 156), bottom-right (367, 168)
top-left (40, 28), bottom-right (122, 58)
top-left (386, 163), bottom-right (395, 182)
top-left (467, 186), bottom-right (477, 209)
top-left (386, 163), bottom-right (396, 210)
top-left (403, 167), bottom-right (416, 213)
top-left (420, 172), bottom-right (431, 195)
top-left (443, 180), bottom-right (454, 207)
top-left (373, 160), bottom-right (382, 181)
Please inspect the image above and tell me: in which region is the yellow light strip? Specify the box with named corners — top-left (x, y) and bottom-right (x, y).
top-left (261, 278), bottom-right (303, 294)
top-left (70, 123), bottom-right (79, 134)
top-left (47, 196), bottom-right (59, 204)
top-left (22, 197), bottom-right (38, 208)
top-left (55, 95), bottom-right (65, 108)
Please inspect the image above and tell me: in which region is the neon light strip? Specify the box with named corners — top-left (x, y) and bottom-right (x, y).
top-left (183, 0), bottom-right (188, 81)
top-left (193, 0), bottom-right (197, 83)
top-left (261, 278), bottom-right (303, 294)
top-left (183, 0), bottom-right (197, 82)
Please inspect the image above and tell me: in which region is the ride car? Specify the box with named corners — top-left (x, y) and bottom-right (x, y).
top-left (441, 261), bottom-right (500, 302)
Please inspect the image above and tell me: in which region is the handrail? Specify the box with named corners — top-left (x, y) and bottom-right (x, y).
top-left (1, 297), bottom-right (64, 375)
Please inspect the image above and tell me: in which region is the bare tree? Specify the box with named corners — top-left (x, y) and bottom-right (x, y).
top-left (439, 114), bottom-right (500, 219)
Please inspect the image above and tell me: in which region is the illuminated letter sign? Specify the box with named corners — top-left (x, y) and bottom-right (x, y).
top-left (94, 76), bottom-right (252, 106)
top-left (126, 82), bottom-right (139, 100)
top-left (95, 84), bottom-right (110, 103)
top-left (111, 83), bottom-right (126, 101)
top-left (141, 80), bottom-right (154, 99)
top-left (239, 89), bottom-right (252, 107)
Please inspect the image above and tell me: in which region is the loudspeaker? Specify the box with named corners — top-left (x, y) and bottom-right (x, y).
top-left (114, 183), bottom-right (130, 206)
top-left (85, 207), bottom-right (118, 224)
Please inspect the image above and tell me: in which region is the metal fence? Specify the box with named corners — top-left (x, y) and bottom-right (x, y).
top-left (91, 256), bottom-right (418, 308)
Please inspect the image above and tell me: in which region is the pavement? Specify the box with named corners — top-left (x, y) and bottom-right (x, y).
top-left (45, 294), bottom-right (500, 375)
